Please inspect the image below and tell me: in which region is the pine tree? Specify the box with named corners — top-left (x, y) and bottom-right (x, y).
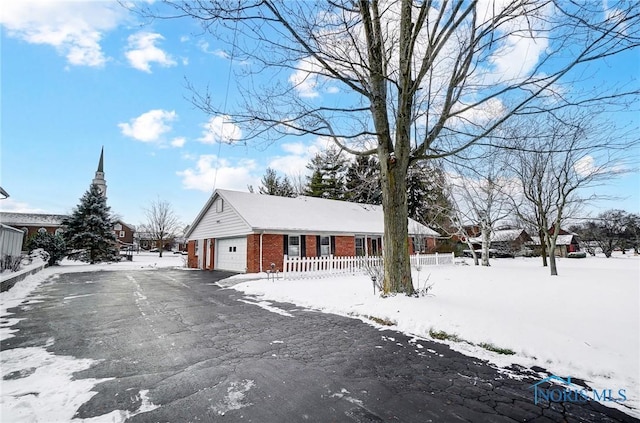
top-left (345, 156), bottom-right (382, 204)
top-left (63, 184), bottom-right (118, 263)
top-left (26, 232), bottom-right (66, 266)
top-left (305, 147), bottom-right (347, 199)
top-left (256, 168), bottom-right (296, 197)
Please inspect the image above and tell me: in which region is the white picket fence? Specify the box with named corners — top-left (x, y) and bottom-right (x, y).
top-left (282, 252), bottom-right (454, 279)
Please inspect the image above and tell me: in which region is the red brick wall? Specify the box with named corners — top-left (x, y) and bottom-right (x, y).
top-left (187, 240), bottom-right (197, 268)
top-left (305, 235), bottom-right (317, 257)
top-left (334, 236), bottom-right (355, 256)
top-left (207, 238), bottom-right (215, 270)
top-left (246, 234), bottom-right (286, 273)
top-left (246, 234), bottom-right (260, 273)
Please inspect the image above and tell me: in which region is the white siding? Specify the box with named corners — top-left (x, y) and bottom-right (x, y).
top-left (189, 197), bottom-right (251, 240)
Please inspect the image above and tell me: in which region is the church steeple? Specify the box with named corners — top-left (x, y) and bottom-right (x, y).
top-left (92, 147), bottom-right (107, 198)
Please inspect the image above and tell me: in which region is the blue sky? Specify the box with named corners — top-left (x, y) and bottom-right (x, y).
top-left (1, 1), bottom-right (638, 228)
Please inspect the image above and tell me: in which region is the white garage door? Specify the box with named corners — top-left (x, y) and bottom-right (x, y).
top-left (216, 237), bottom-right (247, 272)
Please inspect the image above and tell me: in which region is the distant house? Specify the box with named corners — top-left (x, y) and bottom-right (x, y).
top-left (113, 220), bottom-right (135, 247)
top-left (469, 228), bottom-right (533, 256)
top-left (0, 212), bottom-right (67, 249)
top-left (530, 227), bottom-right (580, 257)
top-left (185, 189), bottom-right (440, 273)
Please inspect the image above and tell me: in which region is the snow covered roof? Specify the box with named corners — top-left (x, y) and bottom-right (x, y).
top-left (0, 212), bottom-right (67, 227)
top-left (469, 228), bottom-right (528, 244)
top-left (529, 234), bottom-right (577, 246)
top-left (187, 189), bottom-right (439, 238)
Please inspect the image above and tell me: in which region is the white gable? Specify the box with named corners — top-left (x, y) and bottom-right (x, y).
top-left (187, 189), bottom-right (439, 239)
top-left (188, 194), bottom-right (251, 240)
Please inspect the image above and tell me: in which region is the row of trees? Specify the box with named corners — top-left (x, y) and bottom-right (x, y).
top-left (570, 210), bottom-right (640, 257)
top-left (251, 148), bottom-right (453, 229)
top-left (27, 184), bottom-right (183, 265)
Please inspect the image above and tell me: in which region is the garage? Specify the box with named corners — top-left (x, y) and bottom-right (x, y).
top-left (216, 237), bottom-right (247, 272)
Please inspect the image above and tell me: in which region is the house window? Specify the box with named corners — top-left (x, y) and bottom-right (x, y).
top-left (216, 198), bottom-right (224, 213)
top-left (288, 235), bottom-right (300, 257)
top-left (119, 231), bottom-right (125, 238)
top-left (355, 237), bottom-right (365, 256)
top-left (114, 223), bottom-right (122, 231)
top-left (320, 236), bottom-right (331, 256)
top-left (55, 228), bottom-right (64, 236)
top-left (38, 227), bottom-right (47, 234)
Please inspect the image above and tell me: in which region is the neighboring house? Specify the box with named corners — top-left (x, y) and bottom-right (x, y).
top-left (469, 228), bottom-right (533, 256)
top-left (0, 212), bottom-right (67, 249)
top-left (0, 187), bottom-right (25, 259)
top-left (530, 227), bottom-right (580, 257)
top-left (186, 189), bottom-right (440, 273)
top-left (113, 220), bottom-right (135, 247)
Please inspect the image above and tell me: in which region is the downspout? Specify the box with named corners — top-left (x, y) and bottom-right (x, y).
top-left (259, 231), bottom-right (264, 273)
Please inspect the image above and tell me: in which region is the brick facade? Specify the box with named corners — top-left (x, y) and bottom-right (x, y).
top-left (334, 236), bottom-right (355, 256)
top-left (188, 232), bottom-right (435, 273)
top-left (187, 240), bottom-right (197, 268)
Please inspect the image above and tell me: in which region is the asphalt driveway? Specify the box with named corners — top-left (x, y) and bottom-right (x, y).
top-left (1, 269), bottom-right (636, 422)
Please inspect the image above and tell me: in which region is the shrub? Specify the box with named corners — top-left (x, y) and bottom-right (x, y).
top-left (1, 255), bottom-right (22, 272)
top-left (26, 232), bottom-right (66, 266)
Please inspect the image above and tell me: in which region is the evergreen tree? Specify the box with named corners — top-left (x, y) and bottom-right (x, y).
top-left (305, 147), bottom-right (347, 199)
top-left (406, 162), bottom-right (453, 228)
top-left (345, 156), bottom-right (382, 204)
top-left (26, 232), bottom-right (66, 266)
top-left (255, 168), bottom-right (296, 197)
top-left (63, 184), bottom-right (118, 263)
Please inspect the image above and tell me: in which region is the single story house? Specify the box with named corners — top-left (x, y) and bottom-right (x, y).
top-left (0, 212), bottom-right (67, 249)
top-left (530, 228), bottom-right (580, 257)
top-left (468, 228), bottom-right (533, 256)
top-left (185, 189), bottom-right (440, 273)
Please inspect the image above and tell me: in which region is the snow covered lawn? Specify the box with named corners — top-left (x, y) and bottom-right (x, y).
top-left (230, 253), bottom-right (640, 417)
top-left (0, 252), bottom-right (184, 422)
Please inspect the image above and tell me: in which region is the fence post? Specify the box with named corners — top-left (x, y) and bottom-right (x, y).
top-left (451, 251), bottom-right (455, 264)
top-left (282, 255), bottom-right (288, 279)
top-left (435, 252), bottom-right (439, 265)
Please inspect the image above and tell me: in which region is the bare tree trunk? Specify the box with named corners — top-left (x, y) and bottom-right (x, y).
top-left (481, 223), bottom-right (491, 267)
top-left (159, 237), bottom-right (163, 258)
top-left (539, 229), bottom-right (548, 267)
top-left (380, 152), bottom-right (413, 295)
top-left (547, 240), bottom-right (558, 275)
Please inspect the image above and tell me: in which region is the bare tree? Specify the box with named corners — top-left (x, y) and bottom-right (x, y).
top-left (143, 198), bottom-right (181, 258)
top-left (446, 147), bottom-right (513, 266)
top-left (505, 111), bottom-right (634, 275)
top-left (138, 1), bottom-right (639, 294)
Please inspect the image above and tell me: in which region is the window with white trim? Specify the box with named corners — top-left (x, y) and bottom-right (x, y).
top-left (215, 198), bottom-right (224, 213)
top-left (114, 223), bottom-right (122, 231)
top-left (355, 237), bottom-right (365, 256)
top-left (119, 231), bottom-right (125, 238)
top-left (288, 235), bottom-right (300, 257)
top-left (320, 236), bottom-right (331, 256)
top-left (38, 227), bottom-right (46, 234)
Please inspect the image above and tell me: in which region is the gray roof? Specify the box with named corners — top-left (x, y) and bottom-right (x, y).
top-left (0, 212), bottom-right (67, 227)
top-left (469, 228), bottom-right (528, 244)
top-left (187, 189), bottom-right (440, 238)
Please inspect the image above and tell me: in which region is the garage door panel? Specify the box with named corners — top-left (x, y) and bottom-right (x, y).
top-left (216, 237), bottom-right (247, 272)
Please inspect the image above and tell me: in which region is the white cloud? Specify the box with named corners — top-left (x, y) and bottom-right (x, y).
top-left (0, 198), bottom-right (46, 213)
top-left (0, 1), bottom-right (125, 67)
top-left (267, 138), bottom-right (328, 176)
top-left (199, 115), bottom-right (242, 144)
top-left (574, 155), bottom-right (597, 176)
top-left (289, 58), bottom-right (324, 98)
top-left (177, 155), bottom-right (258, 192)
top-left (118, 109), bottom-right (177, 142)
top-left (125, 32), bottom-right (177, 73)
top-left (171, 137), bottom-right (186, 148)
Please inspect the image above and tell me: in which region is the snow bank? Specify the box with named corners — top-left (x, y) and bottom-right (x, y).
top-left (231, 254), bottom-right (640, 417)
